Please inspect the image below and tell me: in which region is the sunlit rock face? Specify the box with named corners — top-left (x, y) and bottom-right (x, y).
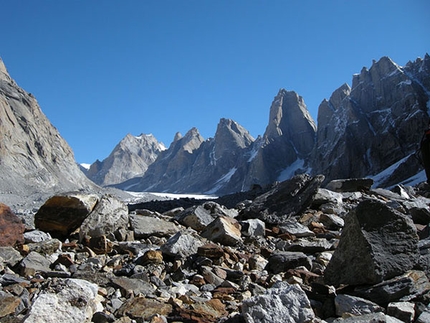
top-left (312, 55), bottom-right (430, 187)
top-left (0, 58), bottom-right (96, 207)
top-left (87, 133), bottom-right (165, 186)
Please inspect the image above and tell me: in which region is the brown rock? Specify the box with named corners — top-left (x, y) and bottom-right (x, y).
top-left (0, 203), bottom-right (25, 247)
top-left (176, 299), bottom-right (227, 323)
top-left (0, 292), bottom-right (21, 317)
top-left (197, 243), bottom-right (224, 259)
top-left (117, 297), bottom-right (172, 320)
top-left (34, 193), bottom-right (99, 238)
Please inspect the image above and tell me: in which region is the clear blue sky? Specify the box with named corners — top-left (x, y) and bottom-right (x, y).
top-left (1, 1), bottom-right (429, 164)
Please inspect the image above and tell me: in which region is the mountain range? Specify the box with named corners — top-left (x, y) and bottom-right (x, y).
top-left (89, 54), bottom-right (430, 195)
top-left (0, 54), bottom-right (429, 206)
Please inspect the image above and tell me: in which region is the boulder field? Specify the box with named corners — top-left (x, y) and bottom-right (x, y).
top-left (1, 174), bottom-right (430, 322)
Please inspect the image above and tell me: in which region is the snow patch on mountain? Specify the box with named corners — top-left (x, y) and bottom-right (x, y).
top-left (205, 167), bottom-right (237, 194)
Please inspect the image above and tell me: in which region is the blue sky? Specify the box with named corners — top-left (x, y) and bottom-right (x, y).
top-left (1, 1), bottom-right (429, 164)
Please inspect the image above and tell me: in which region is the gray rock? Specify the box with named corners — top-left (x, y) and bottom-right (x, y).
top-left (266, 251), bottom-right (312, 274)
top-left (201, 216), bottom-right (242, 246)
top-left (313, 188), bottom-right (344, 206)
top-left (174, 204), bottom-right (216, 231)
top-left (26, 238), bottom-right (62, 255)
top-left (387, 302), bottom-right (415, 323)
top-left (161, 231), bottom-right (205, 258)
top-left (129, 213), bottom-right (179, 239)
top-left (335, 294), bottom-right (384, 317)
top-left (331, 312), bottom-right (404, 323)
top-left (23, 230), bottom-right (52, 243)
top-left (242, 281), bottom-right (315, 323)
top-left (79, 194), bottom-right (129, 242)
top-left (278, 219), bottom-right (315, 237)
top-left (240, 219), bottom-right (266, 238)
top-left (325, 199), bottom-right (420, 286)
top-left (111, 276), bottom-right (156, 297)
top-left (19, 251), bottom-right (51, 276)
top-left (319, 213), bottom-right (344, 229)
top-left (353, 270), bottom-right (430, 306)
top-left (0, 246), bottom-right (23, 267)
top-left (22, 278), bottom-right (101, 323)
top-left (284, 237), bottom-right (334, 253)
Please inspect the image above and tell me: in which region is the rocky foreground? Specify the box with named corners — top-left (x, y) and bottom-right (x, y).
top-left (1, 174), bottom-right (430, 323)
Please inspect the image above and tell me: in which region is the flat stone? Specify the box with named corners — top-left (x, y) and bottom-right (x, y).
top-left (129, 214), bottom-right (179, 239)
top-left (0, 246), bottom-right (23, 267)
top-left (117, 297), bottom-right (172, 320)
top-left (23, 278), bottom-right (101, 323)
top-left (335, 294), bottom-right (384, 317)
top-left (111, 276), bottom-right (156, 297)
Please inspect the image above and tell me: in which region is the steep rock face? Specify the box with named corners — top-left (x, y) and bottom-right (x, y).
top-left (117, 127), bottom-right (205, 192)
top-left (312, 55), bottom-right (430, 186)
top-left (245, 90), bottom-right (316, 187)
top-left (86, 133), bottom-right (165, 186)
top-left (0, 58), bottom-right (96, 207)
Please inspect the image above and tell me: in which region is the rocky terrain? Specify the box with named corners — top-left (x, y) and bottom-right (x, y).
top-left (1, 174), bottom-right (430, 322)
top-left (94, 54), bottom-right (430, 195)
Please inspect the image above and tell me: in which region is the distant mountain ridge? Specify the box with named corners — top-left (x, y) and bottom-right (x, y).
top-left (95, 54), bottom-right (429, 195)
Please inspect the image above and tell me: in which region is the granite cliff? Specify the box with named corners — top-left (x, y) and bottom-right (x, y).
top-left (0, 58), bottom-right (97, 207)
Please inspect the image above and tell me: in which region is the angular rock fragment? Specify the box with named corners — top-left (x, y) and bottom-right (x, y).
top-left (201, 215), bottom-right (242, 246)
top-left (79, 194), bottom-right (129, 242)
top-left (129, 213), bottom-right (179, 239)
top-left (325, 199), bottom-right (420, 286)
top-left (161, 230), bottom-right (204, 258)
top-left (242, 282), bottom-right (315, 323)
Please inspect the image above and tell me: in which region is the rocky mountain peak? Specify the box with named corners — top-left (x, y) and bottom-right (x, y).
top-left (181, 127), bottom-right (204, 153)
top-left (86, 133), bottom-right (165, 186)
top-left (214, 118), bottom-right (254, 152)
top-left (263, 89), bottom-right (316, 157)
top-left (0, 57), bottom-right (11, 81)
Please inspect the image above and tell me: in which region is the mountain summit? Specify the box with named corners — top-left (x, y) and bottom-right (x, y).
top-left (105, 54), bottom-right (430, 194)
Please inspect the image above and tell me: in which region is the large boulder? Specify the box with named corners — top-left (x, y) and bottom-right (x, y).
top-left (79, 194), bottom-right (128, 242)
top-left (0, 203), bottom-right (25, 246)
top-left (34, 193), bottom-right (99, 238)
top-left (325, 199), bottom-right (420, 286)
